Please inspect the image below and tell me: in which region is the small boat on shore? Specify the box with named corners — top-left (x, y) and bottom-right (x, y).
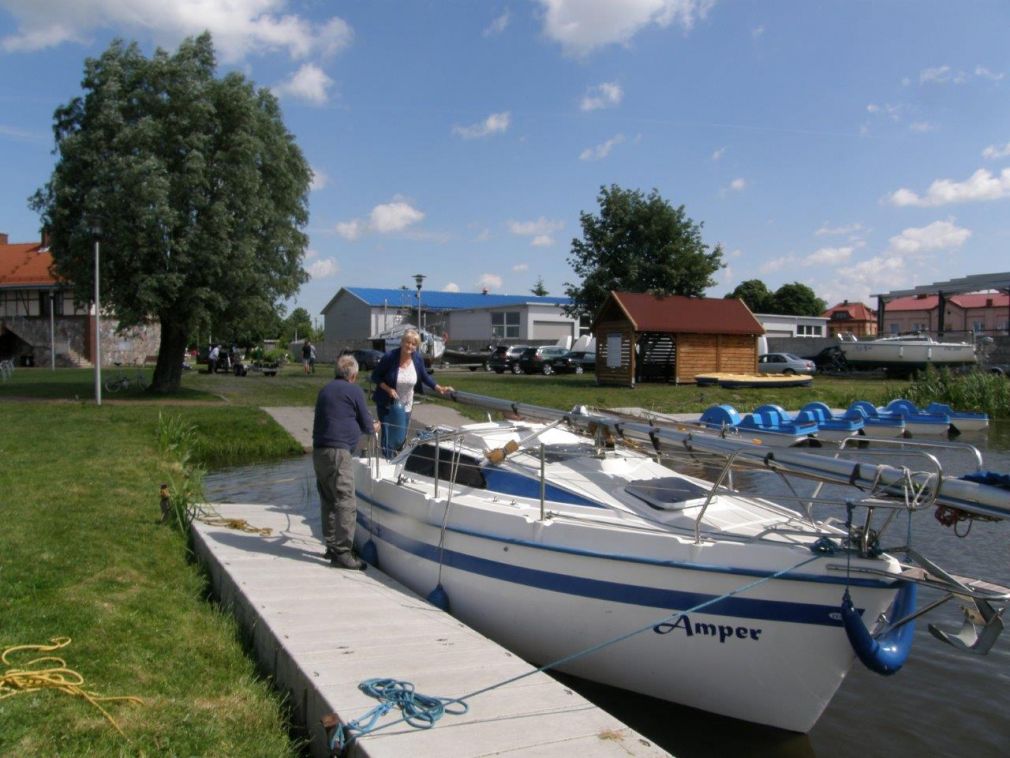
top-left (351, 390), bottom-right (1010, 732)
top-left (851, 400), bottom-right (951, 436)
top-left (837, 333), bottom-right (977, 375)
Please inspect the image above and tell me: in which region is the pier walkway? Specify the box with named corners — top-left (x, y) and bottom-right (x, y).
top-left (192, 402), bottom-right (669, 757)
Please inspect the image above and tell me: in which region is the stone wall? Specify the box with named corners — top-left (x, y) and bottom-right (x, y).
top-left (1, 315), bottom-right (160, 367)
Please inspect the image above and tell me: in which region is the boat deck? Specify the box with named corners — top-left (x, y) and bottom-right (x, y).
top-left (193, 404), bottom-right (668, 757)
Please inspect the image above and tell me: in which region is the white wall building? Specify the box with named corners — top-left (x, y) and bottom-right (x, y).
top-left (321, 287), bottom-right (580, 348)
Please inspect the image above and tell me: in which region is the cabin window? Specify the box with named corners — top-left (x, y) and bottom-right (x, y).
top-left (403, 444), bottom-right (487, 489)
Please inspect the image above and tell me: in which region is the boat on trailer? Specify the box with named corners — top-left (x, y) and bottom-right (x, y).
top-left (836, 332), bottom-right (977, 375)
top-left (351, 391), bottom-right (1010, 732)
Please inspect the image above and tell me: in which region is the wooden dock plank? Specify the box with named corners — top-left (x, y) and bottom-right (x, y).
top-left (191, 500), bottom-right (669, 757)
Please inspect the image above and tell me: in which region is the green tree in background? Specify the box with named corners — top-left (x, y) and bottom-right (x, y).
top-left (531, 277), bottom-right (549, 296)
top-left (31, 33), bottom-right (311, 392)
top-left (564, 185), bottom-right (724, 319)
top-left (280, 307), bottom-right (320, 345)
top-left (771, 282), bottom-right (827, 316)
top-left (725, 279), bottom-right (775, 313)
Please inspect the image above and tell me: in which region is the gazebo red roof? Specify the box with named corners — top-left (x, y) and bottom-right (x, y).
top-left (602, 291), bottom-right (763, 334)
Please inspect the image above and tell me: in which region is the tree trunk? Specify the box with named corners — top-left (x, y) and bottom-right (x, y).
top-left (150, 317), bottom-right (188, 393)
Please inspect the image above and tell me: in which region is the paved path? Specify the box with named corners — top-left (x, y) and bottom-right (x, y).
top-left (193, 401), bottom-right (669, 757)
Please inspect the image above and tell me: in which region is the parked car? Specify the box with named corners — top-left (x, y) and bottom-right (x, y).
top-left (341, 348), bottom-right (384, 371)
top-left (757, 352), bottom-right (816, 375)
top-left (567, 350), bottom-right (596, 372)
top-left (487, 345), bottom-right (529, 374)
top-left (516, 346), bottom-right (583, 375)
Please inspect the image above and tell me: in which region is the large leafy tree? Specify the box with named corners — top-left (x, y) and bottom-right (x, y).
top-left (564, 185), bottom-right (724, 319)
top-left (725, 279), bottom-right (774, 313)
top-left (31, 33), bottom-right (310, 392)
top-left (771, 282), bottom-right (827, 316)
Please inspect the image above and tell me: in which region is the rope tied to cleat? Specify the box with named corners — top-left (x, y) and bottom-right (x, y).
top-left (1, 637), bottom-right (143, 739)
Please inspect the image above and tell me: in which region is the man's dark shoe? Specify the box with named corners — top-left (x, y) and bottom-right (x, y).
top-left (330, 552), bottom-right (366, 571)
top-left (323, 547), bottom-right (336, 560)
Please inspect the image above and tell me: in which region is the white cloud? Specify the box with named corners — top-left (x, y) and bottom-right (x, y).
top-left (729, 177), bottom-right (746, 191)
top-left (306, 257), bottom-right (339, 279)
top-left (273, 63), bottom-right (333, 105)
top-left (751, 25), bottom-right (764, 39)
top-left (442, 282), bottom-right (461, 292)
top-left (473, 228), bottom-right (492, 242)
top-left (759, 256), bottom-right (793, 274)
top-left (579, 133), bottom-right (625, 161)
top-left (982, 141), bottom-right (1010, 160)
top-left (0, 1), bottom-right (353, 63)
top-left (909, 121), bottom-right (936, 133)
top-left (815, 222), bottom-right (864, 237)
top-left (335, 198), bottom-right (425, 240)
top-left (580, 81), bottom-right (623, 111)
top-left (452, 111), bottom-right (511, 139)
top-left (886, 220), bottom-right (971, 256)
top-left (804, 246), bottom-right (853, 266)
top-left (711, 146), bottom-right (726, 161)
top-left (975, 65), bottom-right (1004, 81)
top-left (483, 10), bottom-right (510, 36)
top-left (370, 201), bottom-right (425, 233)
top-left (335, 220), bottom-right (363, 240)
top-left (508, 217), bottom-right (564, 236)
top-left (887, 168), bottom-right (1010, 207)
top-left (919, 65), bottom-right (966, 85)
top-left (309, 166), bottom-right (328, 191)
top-left (531, 235), bottom-right (554, 247)
top-left (513, 263), bottom-right (529, 272)
top-left (477, 273), bottom-right (503, 291)
top-left (537, 0), bottom-right (714, 57)
top-left (866, 102), bottom-right (902, 121)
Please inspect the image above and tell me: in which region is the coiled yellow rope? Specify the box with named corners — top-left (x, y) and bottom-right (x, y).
top-left (1, 637), bottom-right (143, 738)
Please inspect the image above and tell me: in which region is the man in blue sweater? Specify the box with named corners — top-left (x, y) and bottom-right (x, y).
top-left (313, 354), bottom-right (380, 570)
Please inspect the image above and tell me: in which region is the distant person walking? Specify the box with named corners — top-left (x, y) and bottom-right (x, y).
top-left (312, 354), bottom-right (380, 570)
top-left (302, 339), bottom-right (313, 375)
top-left (208, 344), bottom-right (220, 374)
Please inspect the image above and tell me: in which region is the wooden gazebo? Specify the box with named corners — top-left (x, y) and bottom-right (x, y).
top-left (592, 291), bottom-right (764, 387)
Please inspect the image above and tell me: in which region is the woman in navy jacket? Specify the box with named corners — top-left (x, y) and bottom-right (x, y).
top-left (371, 329), bottom-right (453, 457)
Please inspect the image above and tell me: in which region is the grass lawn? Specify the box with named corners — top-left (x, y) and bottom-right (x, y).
top-left (0, 386), bottom-right (303, 754)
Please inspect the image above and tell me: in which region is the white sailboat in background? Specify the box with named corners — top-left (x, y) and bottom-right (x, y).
top-left (837, 332), bottom-right (977, 373)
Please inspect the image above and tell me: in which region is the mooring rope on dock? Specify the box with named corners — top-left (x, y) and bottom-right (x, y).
top-left (328, 551), bottom-right (823, 753)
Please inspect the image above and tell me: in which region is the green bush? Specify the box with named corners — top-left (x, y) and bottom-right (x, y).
top-left (903, 367), bottom-right (1010, 418)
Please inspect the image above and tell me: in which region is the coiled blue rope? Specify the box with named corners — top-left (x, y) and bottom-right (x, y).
top-left (331, 677), bottom-right (468, 753)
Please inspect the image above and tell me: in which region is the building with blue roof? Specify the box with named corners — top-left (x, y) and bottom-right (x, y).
top-left (320, 286), bottom-right (581, 349)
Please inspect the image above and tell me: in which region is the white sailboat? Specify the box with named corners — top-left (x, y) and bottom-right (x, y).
top-left (351, 391), bottom-right (1010, 732)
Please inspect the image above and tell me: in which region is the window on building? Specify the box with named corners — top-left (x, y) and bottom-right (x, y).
top-left (796, 324), bottom-right (824, 336)
top-left (579, 314), bottom-right (592, 336)
top-left (889, 322), bottom-right (900, 334)
top-left (491, 311), bottom-right (520, 338)
top-left (972, 319), bottom-right (985, 334)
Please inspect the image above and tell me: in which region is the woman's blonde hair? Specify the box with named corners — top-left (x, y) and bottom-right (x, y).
top-left (401, 329), bottom-right (421, 347)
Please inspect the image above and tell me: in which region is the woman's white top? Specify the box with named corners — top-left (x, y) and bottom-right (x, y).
top-left (395, 359), bottom-right (418, 412)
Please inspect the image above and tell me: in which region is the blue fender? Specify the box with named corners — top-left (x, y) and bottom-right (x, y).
top-left (841, 582), bottom-right (918, 675)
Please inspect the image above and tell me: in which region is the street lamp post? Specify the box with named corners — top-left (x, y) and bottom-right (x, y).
top-left (413, 273), bottom-right (426, 334)
top-left (93, 230), bottom-right (102, 406)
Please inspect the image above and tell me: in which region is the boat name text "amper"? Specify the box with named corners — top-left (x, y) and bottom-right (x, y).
top-left (653, 614), bottom-right (763, 643)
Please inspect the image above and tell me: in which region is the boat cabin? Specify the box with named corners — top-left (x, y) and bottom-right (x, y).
top-left (592, 291), bottom-right (764, 387)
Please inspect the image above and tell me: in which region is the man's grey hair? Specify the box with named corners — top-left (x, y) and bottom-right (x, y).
top-left (336, 354), bottom-right (358, 379)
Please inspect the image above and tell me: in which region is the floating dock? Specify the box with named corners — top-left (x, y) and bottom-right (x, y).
top-left (192, 403), bottom-right (668, 757)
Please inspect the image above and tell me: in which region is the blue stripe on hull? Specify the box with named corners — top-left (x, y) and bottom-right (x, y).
top-left (355, 496), bottom-right (885, 629)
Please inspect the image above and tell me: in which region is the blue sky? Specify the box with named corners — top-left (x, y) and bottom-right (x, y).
top-left (3, 1), bottom-right (1010, 323)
